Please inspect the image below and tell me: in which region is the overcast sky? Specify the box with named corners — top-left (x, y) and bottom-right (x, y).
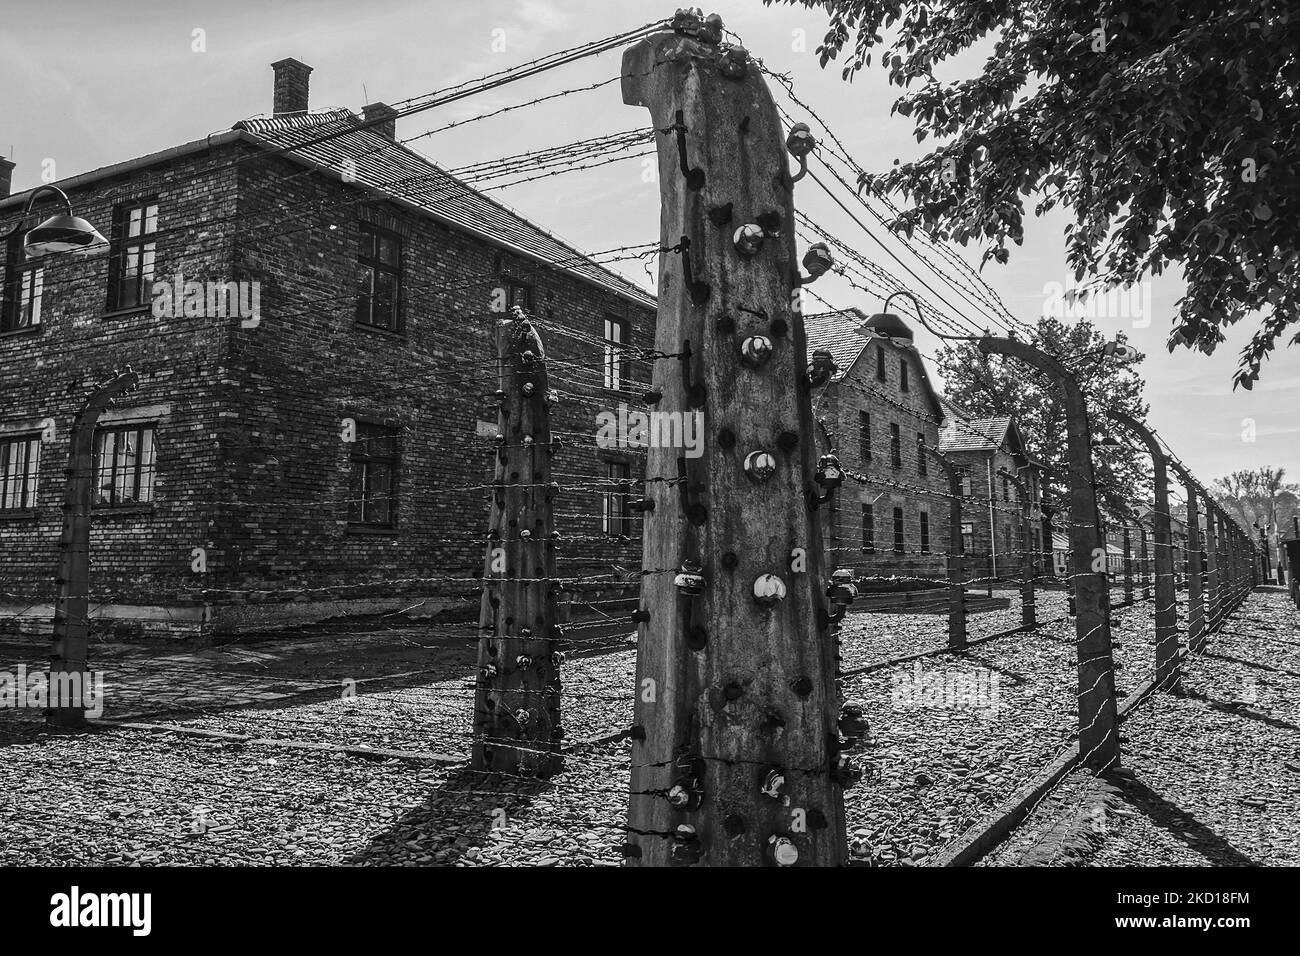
top-left (3, 0), bottom-right (1296, 492)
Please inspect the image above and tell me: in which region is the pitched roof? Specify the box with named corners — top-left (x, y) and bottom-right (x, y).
top-left (939, 415), bottom-right (1012, 453)
top-left (804, 308), bottom-right (871, 383)
top-left (232, 109), bottom-right (655, 309)
top-left (804, 308), bottom-right (946, 420)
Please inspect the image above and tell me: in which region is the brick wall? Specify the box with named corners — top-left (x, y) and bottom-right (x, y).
top-left (0, 142), bottom-right (654, 632)
top-left (0, 147), bottom-right (239, 621)
top-left (815, 337), bottom-right (949, 581)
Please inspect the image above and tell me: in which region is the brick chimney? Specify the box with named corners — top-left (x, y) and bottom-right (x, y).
top-left (362, 102), bottom-right (398, 140)
top-left (0, 157), bottom-right (14, 198)
top-left (271, 58), bottom-right (313, 115)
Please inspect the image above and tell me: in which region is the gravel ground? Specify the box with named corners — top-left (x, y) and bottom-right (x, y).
top-left (1, 587), bottom-right (1289, 866)
top-left (985, 588), bottom-right (1300, 867)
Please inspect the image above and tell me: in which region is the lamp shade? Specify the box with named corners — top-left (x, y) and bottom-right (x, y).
top-left (856, 311), bottom-right (915, 340)
top-left (24, 213), bottom-right (107, 257)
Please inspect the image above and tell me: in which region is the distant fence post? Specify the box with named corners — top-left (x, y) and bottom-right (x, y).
top-left (1107, 411), bottom-right (1179, 691)
top-left (1171, 460), bottom-right (1205, 653)
top-left (1203, 498), bottom-right (1220, 635)
top-left (1121, 522), bottom-right (1134, 605)
top-left (471, 308), bottom-right (561, 778)
top-left (998, 467), bottom-right (1035, 629)
top-left (621, 15), bottom-right (848, 867)
top-left (928, 441), bottom-right (966, 646)
top-left (977, 336), bottom-right (1118, 770)
top-left (48, 368), bottom-right (138, 729)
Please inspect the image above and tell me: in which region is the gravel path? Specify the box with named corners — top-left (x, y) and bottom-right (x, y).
top-left (2, 588), bottom-right (1291, 866)
top-left (985, 589), bottom-right (1300, 867)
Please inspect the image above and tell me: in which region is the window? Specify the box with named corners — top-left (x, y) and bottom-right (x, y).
top-left (920, 511), bottom-right (931, 554)
top-left (357, 223), bottom-right (402, 332)
top-left (861, 503), bottom-right (875, 553)
top-left (892, 507), bottom-right (905, 552)
top-left (603, 316), bottom-right (631, 390)
top-left (889, 423), bottom-right (901, 468)
top-left (960, 475), bottom-right (972, 497)
top-left (961, 521), bottom-right (974, 553)
top-left (899, 357), bottom-right (910, 391)
top-left (0, 435), bottom-right (40, 510)
top-left (917, 432), bottom-right (927, 476)
top-left (348, 422), bottom-right (399, 525)
top-left (2, 237), bottom-right (43, 332)
top-left (505, 279), bottom-right (534, 314)
top-left (858, 411), bottom-right (871, 461)
top-left (603, 461), bottom-right (631, 536)
top-left (108, 199), bottom-right (158, 311)
top-left (876, 345), bottom-right (887, 382)
top-left (93, 424), bottom-right (156, 507)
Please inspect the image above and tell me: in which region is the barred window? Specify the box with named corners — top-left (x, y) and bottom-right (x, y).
top-left (917, 432), bottom-right (927, 476)
top-left (889, 423), bottom-right (901, 468)
top-left (93, 425), bottom-right (156, 507)
top-left (920, 511), bottom-right (931, 554)
top-left (0, 435), bottom-right (40, 510)
top-left (349, 422), bottom-right (399, 525)
top-left (899, 357), bottom-right (910, 391)
top-left (859, 411), bottom-right (871, 461)
top-left (892, 507), bottom-right (905, 552)
top-left (861, 503), bottom-right (875, 553)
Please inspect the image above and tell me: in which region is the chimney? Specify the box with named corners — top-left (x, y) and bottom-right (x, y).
top-left (271, 58), bottom-right (313, 115)
top-left (0, 158), bottom-right (14, 198)
top-left (362, 102), bottom-right (398, 141)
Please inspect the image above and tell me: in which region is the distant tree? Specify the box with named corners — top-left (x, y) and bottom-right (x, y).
top-left (1213, 466), bottom-right (1300, 543)
top-left (769, 0), bottom-right (1300, 388)
top-left (936, 316), bottom-right (1150, 513)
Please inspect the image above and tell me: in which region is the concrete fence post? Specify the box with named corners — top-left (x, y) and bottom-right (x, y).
top-left (471, 309), bottom-right (561, 777)
top-left (48, 368), bottom-right (139, 729)
top-left (621, 13), bottom-right (848, 866)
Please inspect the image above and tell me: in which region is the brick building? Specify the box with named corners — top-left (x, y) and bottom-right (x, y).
top-left (938, 405), bottom-right (1045, 585)
top-left (0, 59), bottom-right (654, 637)
top-left (806, 308), bottom-right (951, 581)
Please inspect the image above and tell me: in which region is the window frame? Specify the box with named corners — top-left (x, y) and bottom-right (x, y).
top-left (347, 421), bottom-right (401, 527)
top-left (504, 279), bottom-right (534, 315)
top-left (916, 431), bottom-right (927, 476)
top-left (602, 460), bottom-right (632, 537)
top-left (899, 356), bottom-right (910, 391)
top-left (920, 510), bottom-right (931, 554)
top-left (858, 411), bottom-right (871, 462)
top-left (356, 222), bottom-right (404, 333)
top-left (889, 422), bottom-right (902, 468)
top-left (603, 315), bottom-right (632, 391)
top-left (892, 506), bottom-right (905, 553)
top-left (876, 345), bottom-right (887, 382)
top-left (861, 502), bottom-right (875, 554)
top-left (107, 198), bottom-right (159, 313)
top-left (2, 236), bottom-right (44, 333)
top-left (0, 433), bottom-right (41, 511)
top-left (92, 423), bottom-right (157, 509)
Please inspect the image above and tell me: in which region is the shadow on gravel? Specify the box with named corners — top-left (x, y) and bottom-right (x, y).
top-left (351, 764), bottom-right (549, 866)
top-left (1110, 773), bottom-right (1257, 866)
top-left (1179, 687), bottom-right (1300, 735)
